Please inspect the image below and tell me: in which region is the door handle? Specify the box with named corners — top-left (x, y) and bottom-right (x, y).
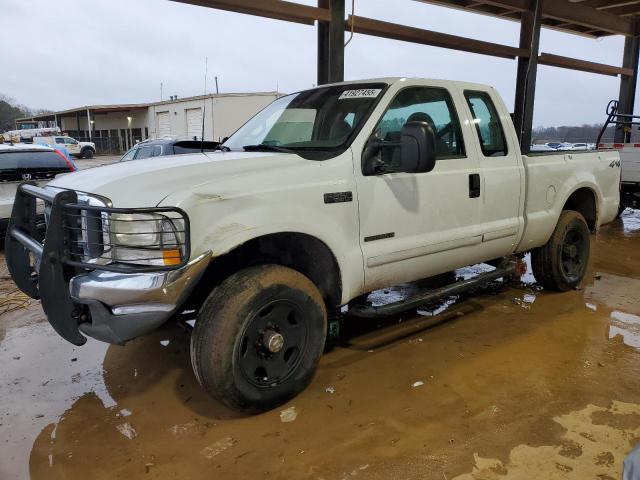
top-left (469, 173), bottom-right (481, 198)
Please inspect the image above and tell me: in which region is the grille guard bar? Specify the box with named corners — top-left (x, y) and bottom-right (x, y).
top-left (4, 183), bottom-right (191, 346)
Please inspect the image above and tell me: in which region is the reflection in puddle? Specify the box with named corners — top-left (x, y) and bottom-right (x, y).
top-left (512, 292), bottom-right (537, 309)
top-left (621, 209), bottom-right (640, 235)
top-left (609, 310), bottom-right (640, 349)
top-left (0, 322), bottom-right (113, 479)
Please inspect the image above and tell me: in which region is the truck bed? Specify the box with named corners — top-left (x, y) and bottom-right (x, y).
top-left (517, 149), bottom-right (620, 253)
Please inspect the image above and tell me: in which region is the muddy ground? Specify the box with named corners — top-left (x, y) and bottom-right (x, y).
top-left (1, 202), bottom-right (639, 479)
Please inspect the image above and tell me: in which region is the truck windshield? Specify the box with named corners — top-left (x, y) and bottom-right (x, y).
top-left (223, 83), bottom-right (387, 157)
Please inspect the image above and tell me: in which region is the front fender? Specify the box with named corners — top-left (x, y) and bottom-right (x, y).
top-left (158, 159), bottom-right (365, 304)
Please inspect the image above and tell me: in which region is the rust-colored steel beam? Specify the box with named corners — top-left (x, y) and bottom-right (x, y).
top-left (345, 14), bottom-right (528, 59)
top-left (538, 52), bottom-right (635, 77)
top-left (169, 0), bottom-right (330, 25)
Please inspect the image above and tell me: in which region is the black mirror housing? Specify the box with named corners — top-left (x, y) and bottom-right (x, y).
top-left (400, 121), bottom-right (436, 173)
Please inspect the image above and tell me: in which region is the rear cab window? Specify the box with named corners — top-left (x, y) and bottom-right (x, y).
top-left (464, 90), bottom-right (507, 157)
top-left (0, 150), bottom-right (74, 182)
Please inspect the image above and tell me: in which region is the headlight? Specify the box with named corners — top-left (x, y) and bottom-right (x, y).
top-left (109, 213), bottom-right (186, 267)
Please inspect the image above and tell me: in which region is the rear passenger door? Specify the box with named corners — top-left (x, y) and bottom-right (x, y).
top-left (461, 89), bottom-right (524, 258)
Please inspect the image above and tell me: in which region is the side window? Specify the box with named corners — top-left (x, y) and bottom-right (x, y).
top-left (464, 90), bottom-right (507, 157)
top-left (134, 145), bottom-right (163, 159)
top-left (55, 137), bottom-right (65, 144)
top-left (120, 148), bottom-right (137, 161)
top-left (372, 87), bottom-right (465, 171)
top-left (64, 137), bottom-right (77, 145)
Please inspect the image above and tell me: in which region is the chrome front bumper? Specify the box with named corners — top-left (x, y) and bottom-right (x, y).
top-left (5, 183), bottom-right (203, 346)
top-left (70, 251), bottom-right (210, 344)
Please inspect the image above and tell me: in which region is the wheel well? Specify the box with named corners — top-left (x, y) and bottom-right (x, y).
top-left (185, 233), bottom-right (342, 311)
top-left (563, 187), bottom-right (597, 231)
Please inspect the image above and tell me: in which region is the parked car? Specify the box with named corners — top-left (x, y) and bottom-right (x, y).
top-left (5, 78), bottom-right (621, 413)
top-left (0, 143), bottom-right (75, 237)
top-left (545, 142), bottom-right (564, 149)
top-left (530, 144), bottom-right (556, 152)
top-left (570, 143), bottom-right (589, 150)
top-left (120, 138), bottom-right (221, 161)
top-left (33, 135), bottom-right (96, 159)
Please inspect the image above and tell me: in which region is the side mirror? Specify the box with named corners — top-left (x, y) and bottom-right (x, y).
top-left (399, 121), bottom-right (436, 173)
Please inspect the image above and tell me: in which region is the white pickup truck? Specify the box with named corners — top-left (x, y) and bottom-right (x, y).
top-left (5, 78), bottom-right (620, 412)
top-left (33, 135), bottom-right (96, 159)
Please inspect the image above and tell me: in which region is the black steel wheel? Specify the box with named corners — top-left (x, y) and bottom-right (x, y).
top-left (190, 265), bottom-right (326, 412)
top-left (237, 299), bottom-right (309, 387)
top-left (532, 210), bottom-right (591, 291)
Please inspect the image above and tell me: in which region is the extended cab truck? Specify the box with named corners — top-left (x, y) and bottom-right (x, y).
top-left (5, 78), bottom-right (621, 412)
top-left (34, 135), bottom-right (96, 159)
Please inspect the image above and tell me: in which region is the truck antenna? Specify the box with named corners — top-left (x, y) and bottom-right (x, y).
top-left (201, 57), bottom-right (208, 152)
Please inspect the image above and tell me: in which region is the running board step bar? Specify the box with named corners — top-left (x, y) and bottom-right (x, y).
top-left (350, 260), bottom-right (520, 318)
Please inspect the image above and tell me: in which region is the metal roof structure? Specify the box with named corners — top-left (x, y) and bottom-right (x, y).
top-left (168, 0), bottom-right (640, 149)
top-left (417, 0), bottom-right (640, 38)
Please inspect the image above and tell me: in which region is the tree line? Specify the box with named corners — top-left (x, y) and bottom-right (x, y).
top-left (531, 124), bottom-right (636, 144)
top-left (0, 94), bottom-right (51, 132)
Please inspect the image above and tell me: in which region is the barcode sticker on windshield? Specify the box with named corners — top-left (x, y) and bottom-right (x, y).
top-left (339, 89), bottom-right (382, 100)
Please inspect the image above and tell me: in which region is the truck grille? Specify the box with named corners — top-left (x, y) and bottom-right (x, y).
top-left (42, 188), bottom-right (190, 272)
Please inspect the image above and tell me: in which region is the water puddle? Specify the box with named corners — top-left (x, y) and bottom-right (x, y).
top-left (0, 321), bottom-right (111, 479)
top-left (609, 310), bottom-right (640, 350)
top-left (621, 208), bottom-right (640, 235)
top-left (453, 401), bottom-right (640, 480)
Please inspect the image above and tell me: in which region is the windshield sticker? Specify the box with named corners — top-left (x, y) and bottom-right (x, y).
top-left (339, 89), bottom-right (382, 100)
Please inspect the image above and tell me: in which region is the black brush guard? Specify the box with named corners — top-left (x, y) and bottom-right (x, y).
top-left (5, 183), bottom-right (190, 346)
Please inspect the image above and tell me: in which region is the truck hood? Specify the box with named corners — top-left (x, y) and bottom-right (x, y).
top-left (48, 151), bottom-right (306, 207)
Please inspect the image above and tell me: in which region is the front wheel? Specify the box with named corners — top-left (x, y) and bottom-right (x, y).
top-left (81, 148), bottom-right (94, 159)
top-left (531, 210), bottom-right (591, 291)
top-left (190, 265), bottom-right (327, 413)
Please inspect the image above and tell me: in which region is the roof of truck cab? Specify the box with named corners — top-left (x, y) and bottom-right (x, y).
top-left (319, 77), bottom-right (495, 91)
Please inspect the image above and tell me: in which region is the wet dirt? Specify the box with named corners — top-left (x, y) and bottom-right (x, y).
top-left (1, 210), bottom-right (640, 479)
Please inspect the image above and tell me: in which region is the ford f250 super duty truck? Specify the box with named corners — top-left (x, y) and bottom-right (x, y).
top-left (5, 78), bottom-right (621, 412)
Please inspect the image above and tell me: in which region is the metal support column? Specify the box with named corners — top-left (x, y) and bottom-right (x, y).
top-left (76, 111), bottom-right (81, 138)
top-left (513, 0), bottom-right (543, 154)
top-left (615, 32), bottom-right (640, 143)
top-left (86, 108), bottom-right (92, 140)
top-left (317, 0), bottom-right (344, 85)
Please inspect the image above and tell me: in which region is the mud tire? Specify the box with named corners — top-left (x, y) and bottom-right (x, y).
top-left (81, 148), bottom-right (94, 159)
top-left (190, 265), bottom-right (326, 413)
top-left (531, 210), bottom-right (591, 292)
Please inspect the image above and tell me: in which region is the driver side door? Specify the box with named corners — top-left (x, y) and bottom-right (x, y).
top-left (355, 84), bottom-right (483, 291)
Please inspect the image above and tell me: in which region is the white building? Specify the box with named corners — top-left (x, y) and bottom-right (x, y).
top-left (16, 92), bottom-right (280, 153)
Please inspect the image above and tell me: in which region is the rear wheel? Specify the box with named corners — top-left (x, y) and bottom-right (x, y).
top-left (190, 265), bottom-right (327, 412)
top-left (531, 210), bottom-right (591, 291)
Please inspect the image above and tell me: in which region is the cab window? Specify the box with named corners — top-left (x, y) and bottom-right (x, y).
top-left (370, 87), bottom-right (465, 171)
top-left (135, 145), bottom-right (162, 159)
top-left (120, 148), bottom-right (137, 161)
top-left (464, 90), bottom-right (507, 157)
top-left (64, 137), bottom-right (78, 145)
top-left (55, 137), bottom-right (65, 144)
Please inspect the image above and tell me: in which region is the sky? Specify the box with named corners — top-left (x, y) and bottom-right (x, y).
top-left (1, 0), bottom-right (635, 127)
